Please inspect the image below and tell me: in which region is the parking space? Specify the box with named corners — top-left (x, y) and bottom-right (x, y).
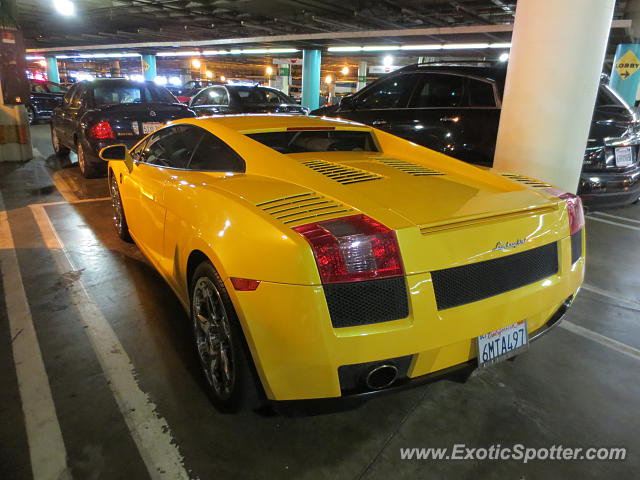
top-left (0, 124), bottom-right (638, 479)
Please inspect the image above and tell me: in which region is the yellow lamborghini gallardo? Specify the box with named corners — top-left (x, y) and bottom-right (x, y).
top-left (99, 115), bottom-right (585, 412)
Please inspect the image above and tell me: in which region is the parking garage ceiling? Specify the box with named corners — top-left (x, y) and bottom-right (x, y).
top-left (15, 0), bottom-right (633, 60)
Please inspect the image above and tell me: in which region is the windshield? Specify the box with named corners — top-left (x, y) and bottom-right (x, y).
top-left (231, 87), bottom-right (292, 105)
top-left (92, 83), bottom-right (176, 106)
top-left (246, 130), bottom-right (379, 153)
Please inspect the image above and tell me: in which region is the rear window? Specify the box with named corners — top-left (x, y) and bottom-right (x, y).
top-left (246, 130), bottom-right (379, 153)
top-left (92, 83), bottom-right (176, 106)
top-left (231, 87), bottom-right (292, 105)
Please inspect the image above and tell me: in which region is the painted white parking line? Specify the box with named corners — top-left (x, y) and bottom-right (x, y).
top-left (582, 283), bottom-right (640, 310)
top-left (50, 171), bottom-right (80, 203)
top-left (0, 197), bottom-right (70, 480)
top-left (30, 204), bottom-right (191, 480)
top-left (586, 215), bottom-right (640, 231)
top-left (35, 197), bottom-right (110, 207)
top-left (560, 321), bottom-right (640, 362)
top-left (591, 211), bottom-right (640, 225)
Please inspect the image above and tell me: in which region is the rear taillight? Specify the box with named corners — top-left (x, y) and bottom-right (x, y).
top-left (545, 187), bottom-right (585, 235)
top-left (89, 121), bottom-right (116, 140)
top-left (293, 214), bottom-right (404, 284)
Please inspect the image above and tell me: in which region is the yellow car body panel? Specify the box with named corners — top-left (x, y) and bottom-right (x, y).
top-left (107, 114), bottom-right (585, 401)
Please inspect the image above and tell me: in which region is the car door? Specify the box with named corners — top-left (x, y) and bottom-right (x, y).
top-left (402, 73), bottom-right (468, 159)
top-left (53, 83), bottom-right (78, 146)
top-left (64, 84), bottom-right (87, 148)
top-left (335, 73), bottom-right (419, 134)
top-left (190, 87), bottom-right (230, 115)
top-left (460, 76), bottom-right (502, 166)
top-left (162, 128), bottom-right (246, 292)
top-left (125, 125), bottom-right (203, 269)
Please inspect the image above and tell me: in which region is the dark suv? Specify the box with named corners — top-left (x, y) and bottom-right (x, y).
top-left (314, 64), bottom-right (640, 208)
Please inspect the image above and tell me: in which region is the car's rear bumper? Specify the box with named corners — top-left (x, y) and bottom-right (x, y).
top-left (579, 166), bottom-right (640, 208)
top-left (230, 233), bottom-right (585, 402)
top-left (271, 294), bottom-right (573, 413)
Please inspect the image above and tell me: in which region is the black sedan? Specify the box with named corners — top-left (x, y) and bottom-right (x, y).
top-left (28, 80), bottom-right (67, 125)
top-left (51, 79), bottom-right (195, 178)
top-left (314, 64), bottom-right (640, 208)
top-left (188, 85), bottom-right (309, 116)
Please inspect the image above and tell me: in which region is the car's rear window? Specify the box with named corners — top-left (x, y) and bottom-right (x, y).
top-left (92, 83), bottom-right (176, 106)
top-left (246, 130), bottom-right (379, 153)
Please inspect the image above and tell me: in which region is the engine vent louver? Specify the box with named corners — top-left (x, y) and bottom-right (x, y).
top-left (374, 157), bottom-right (444, 176)
top-left (500, 173), bottom-right (551, 188)
top-left (256, 192), bottom-right (354, 226)
top-left (301, 159), bottom-right (383, 185)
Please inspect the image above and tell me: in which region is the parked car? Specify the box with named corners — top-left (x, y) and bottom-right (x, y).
top-left (168, 80), bottom-right (220, 103)
top-left (51, 78), bottom-right (195, 178)
top-left (188, 85), bottom-right (309, 116)
top-left (28, 80), bottom-right (67, 125)
top-left (100, 114), bottom-right (584, 412)
top-left (313, 64), bottom-right (640, 208)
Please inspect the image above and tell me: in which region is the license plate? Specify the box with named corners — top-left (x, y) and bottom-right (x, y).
top-left (142, 122), bottom-right (163, 134)
top-left (477, 320), bottom-right (528, 367)
top-left (615, 146), bottom-right (633, 167)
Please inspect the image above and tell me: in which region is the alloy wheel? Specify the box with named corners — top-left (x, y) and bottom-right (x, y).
top-left (78, 143), bottom-right (86, 174)
top-left (110, 175), bottom-right (123, 235)
top-left (193, 277), bottom-right (235, 399)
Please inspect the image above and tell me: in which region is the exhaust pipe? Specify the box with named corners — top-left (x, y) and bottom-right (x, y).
top-left (365, 364), bottom-right (399, 390)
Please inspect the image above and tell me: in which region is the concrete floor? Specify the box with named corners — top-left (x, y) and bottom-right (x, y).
top-left (1, 124), bottom-right (639, 480)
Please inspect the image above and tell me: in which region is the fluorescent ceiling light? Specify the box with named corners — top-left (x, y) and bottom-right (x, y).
top-left (327, 46), bottom-right (363, 52)
top-left (442, 43), bottom-right (490, 50)
top-left (202, 48), bottom-right (298, 56)
top-left (400, 44), bottom-right (442, 51)
top-left (362, 46), bottom-right (400, 51)
top-left (157, 51), bottom-right (200, 57)
top-left (26, 55), bottom-right (46, 60)
top-left (489, 43), bottom-right (512, 49)
top-left (56, 53), bottom-right (141, 59)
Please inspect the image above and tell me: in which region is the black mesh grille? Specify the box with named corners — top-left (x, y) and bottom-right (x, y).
top-left (571, 230), bottom-right (583, 264)
top-left (431, 242), bottom-right (559, 310)
top-left (324, 277), bottom-right (409, 328)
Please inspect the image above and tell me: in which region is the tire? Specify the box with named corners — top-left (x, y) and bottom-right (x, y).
top-left (109, 172), bottom-right (132, 242)
top-left (77, 142), bottom-right (103, 178)
top-left (51, 125), bottom-right (70, 155)
top-left (27, 106), bottom-right (37, 125)
top-left (190, 261), bottom-right (264, 413)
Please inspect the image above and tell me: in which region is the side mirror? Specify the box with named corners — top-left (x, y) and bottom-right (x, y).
top-left (99, 144), bottom-right (130, 162)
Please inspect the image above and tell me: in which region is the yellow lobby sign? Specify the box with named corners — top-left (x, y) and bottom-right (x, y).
top-left (615, 50), bottom-right (640, 80)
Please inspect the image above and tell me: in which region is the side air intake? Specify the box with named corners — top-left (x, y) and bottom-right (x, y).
top-left (256, 192), bottom-right (354, 227)
top-left (301, 159), bottom-right (383, 185)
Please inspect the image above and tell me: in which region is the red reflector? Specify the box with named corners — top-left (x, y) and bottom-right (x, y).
top-left (286, 126), bottom-right (336, 131)
top-left (544, 187), bottom-right (585, 235)
top-left (293, 214), bottom-right (404, 284)
top-left (89, 121), bottom-right (116, 140)
top-left (230, 277), bottom-right (261, 291)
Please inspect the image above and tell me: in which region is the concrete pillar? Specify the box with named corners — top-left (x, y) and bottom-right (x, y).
top-left (357, 61), bottom-right (367, 91)
top-left (46, 56), bottom-right (60, 83)
top-left (494, 0), bottom-right (615, 193)
top-left (141, 54), bottom-right (156, 82)
top-left (277, 64), bottom-right (290, 95)
top-left (302, 49), bottom-right (321, 110)
top-left (110, 60), bottom-right (121, 78)
top-left (609, 44), bottom-right (640, 106)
